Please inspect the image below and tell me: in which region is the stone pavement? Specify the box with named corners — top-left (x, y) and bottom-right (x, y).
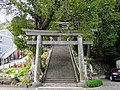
top-left (42, 83), bottom-right (78, 87)
top-left (0, 87), bottom-right (35, 90)
top-left (37, 87), bottom-right (85, 90)
top-left (0, 87), bottom-right (85, 90)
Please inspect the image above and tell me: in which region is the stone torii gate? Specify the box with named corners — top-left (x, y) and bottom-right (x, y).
top-left (23, 28), bottom-right (88, 86)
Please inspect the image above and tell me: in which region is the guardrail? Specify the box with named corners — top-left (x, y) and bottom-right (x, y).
top-left (69, 45), bottom-right (80, 82)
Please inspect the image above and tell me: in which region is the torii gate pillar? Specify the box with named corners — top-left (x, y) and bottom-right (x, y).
top-left (33, 35), bottom-right (42, 86)
top-left (78, 36), bottom-right (85, 82)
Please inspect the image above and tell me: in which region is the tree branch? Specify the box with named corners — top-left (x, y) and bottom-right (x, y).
top-left (40, 10), bottom-right (54, 30)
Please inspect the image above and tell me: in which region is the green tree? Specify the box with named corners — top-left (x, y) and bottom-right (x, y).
top-left (5, 0), bottom-right (120, 67)
top-left (92, 0), bottom-right (120, 67)
top-left (7, 0), bottom-right (64, 50)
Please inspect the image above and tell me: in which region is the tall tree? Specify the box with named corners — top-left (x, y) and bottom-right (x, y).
top-left (5, 0), bottom-right (120, 67)
top-left (91, 0), bottom-right (120, 67)
top-left (6, 0), bottom-right (65, 50)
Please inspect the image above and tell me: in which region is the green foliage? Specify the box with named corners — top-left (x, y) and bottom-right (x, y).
top-left (41, 52), bottom-right (48, 61)
top-left (8, 0), bottom-right (66, 53)
top-left (0, 22), bottom-right (11, 30)
top-left (87, 79), bottom-right (103, 87)
top-left (5, 68), bottom-right (15, 75)
top-left (88, 0), bottom-right (120, 66)
top-left (27, 51), bottom-right (33, 58)
top-left (25, 57), bottom-right (31, 62)
top-left (0, 73), bottom-right (3, 77)
top-left (10, 16), bottom-right (35, 50)
top-left (6, 0), bottom-right (120, 66)
top-left (26, 63), bottom-right (31, 69)
top-left (22, 77), bottom-right (30, 84)
top-left (2, 68), bottom-right (17, 77)
top-left (17, 67), bottom-right (29, 77)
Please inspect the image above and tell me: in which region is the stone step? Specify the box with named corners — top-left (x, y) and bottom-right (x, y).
top-left (46, 78), bottom-right (76, 81)
top-left (46, 77), bottom-right (76, 79)
top-left (45, 80), bottom-right (76, 83)
top-left (45, 77), bottom-right (76, 83)
top-left (45, 46), bottom-right (76, 83)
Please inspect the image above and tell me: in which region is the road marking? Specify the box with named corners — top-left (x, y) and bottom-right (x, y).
top-left (84, 88), bottom-right (87, 90)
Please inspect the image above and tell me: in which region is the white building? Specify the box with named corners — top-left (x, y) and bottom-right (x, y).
top-left (0, 29), bottom-right (17, 65)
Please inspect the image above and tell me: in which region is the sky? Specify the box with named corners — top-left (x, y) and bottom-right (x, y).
top-left (0, 14), bottom-right (14, 24)
top-left (0, 0), bottom-right (33, 24)
top-left (0, 14), bottom-right (6, 23)
top-left (0, 1), bottom-right (14, 24)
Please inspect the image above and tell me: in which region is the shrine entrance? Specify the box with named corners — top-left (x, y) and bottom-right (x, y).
top-left (23, 28), bottom-right (90, 85)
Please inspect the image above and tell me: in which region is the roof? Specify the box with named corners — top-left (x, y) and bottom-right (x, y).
top-left (0, 29), bottom-right (17, 59)
top-left (0, 44), bottom-right (17, 59)
top-left (0, 29), bottom-right (13, 38)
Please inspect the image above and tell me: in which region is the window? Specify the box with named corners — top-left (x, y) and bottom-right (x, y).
top-left (117, 70), bottom-right (120, 73)
top-left (0, 36), bottom-right (3, 42)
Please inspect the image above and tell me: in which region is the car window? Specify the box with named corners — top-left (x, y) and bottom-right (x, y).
top-left (112, 69), bottom-right (120, 73)
top-left (117, 70), bottom-right (120, 72)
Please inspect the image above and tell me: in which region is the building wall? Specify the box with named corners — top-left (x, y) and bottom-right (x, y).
top-left (0, 30), bottom-right (14, 56)
top-left (0, 29), bottom-right (17, 65)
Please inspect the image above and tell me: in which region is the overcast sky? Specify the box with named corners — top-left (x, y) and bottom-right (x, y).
top-left (0, 0), bottom-right (32, 24)
top-left (0, 0), bottom-right (14, 24)
top-left (0, 13), bottom-right (14, 24)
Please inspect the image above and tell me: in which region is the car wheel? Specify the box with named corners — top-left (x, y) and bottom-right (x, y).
top-left (110, 76), bottom-right (114, 81)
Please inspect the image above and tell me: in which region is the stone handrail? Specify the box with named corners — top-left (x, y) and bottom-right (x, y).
top-left (69, 45), bottom-right (80, 82)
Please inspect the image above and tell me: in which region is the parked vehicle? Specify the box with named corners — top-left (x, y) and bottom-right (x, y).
top-left (105, 68), bottom-right (120, 81)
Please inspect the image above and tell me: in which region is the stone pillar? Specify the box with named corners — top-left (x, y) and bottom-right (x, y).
top-left (78, 36), bottom-right (85, 82)
top-left (33, 35), bottom-right (42, 86)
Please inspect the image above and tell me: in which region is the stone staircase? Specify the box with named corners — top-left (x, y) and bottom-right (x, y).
top-left (45, 77), bottom-right (76, 83)
top-left (44, 46), bottom-right (76, 83)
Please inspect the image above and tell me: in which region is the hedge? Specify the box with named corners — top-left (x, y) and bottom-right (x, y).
top-left (87, 79), bottom-right (103, 87)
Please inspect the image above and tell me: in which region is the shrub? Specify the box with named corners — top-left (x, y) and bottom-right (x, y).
top-left (4, 68), bottom-right (15, 75)
top-left (17, 68), bottom-right (29, 77)
top-left (41, 52), bottom-right (48, 61)
top-left (22, 77), bottom-right (30, 84)
top-left (25, 57), bottom-right (31, 63)
top-left (86, 79), bottom-right (103, 87)
top-left (26, 63), bottom-right (31, 69)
